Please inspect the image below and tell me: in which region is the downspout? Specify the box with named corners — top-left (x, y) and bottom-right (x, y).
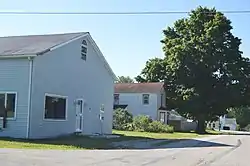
top-left (26, 56), bottom-right (34, 139)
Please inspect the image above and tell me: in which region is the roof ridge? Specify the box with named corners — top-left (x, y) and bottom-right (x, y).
top-left (115, 82), bottom-right (164, 93)
top-left (0, 32), bottom-right (89, 56)
top-left (36, 32), bottom-right (88, 55)
top-left (0, 31), bottom-right (89, 38)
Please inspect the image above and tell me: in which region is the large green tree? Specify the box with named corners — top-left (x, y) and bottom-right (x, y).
top-left (137, 7), bottom-right (250, 133)
top-left (116, 76), bottom-right (134, 83)
top-left (135, 58), bottom-right (166, 83)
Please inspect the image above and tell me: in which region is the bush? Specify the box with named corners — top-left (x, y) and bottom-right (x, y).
top-left (113, 108), bottom-right (133, 130)
top-left (133, 115), bottom-right (153, 131)
top-left (124, 123), bottom-right (135, 131)
top-left (113, 111), bottom-right (174, 133)
top-left (236, 124), bottom-right (241, 131)
top-left (147, 121), bottom-right (174, 133)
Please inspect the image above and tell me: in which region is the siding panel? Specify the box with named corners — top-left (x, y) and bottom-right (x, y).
top-left (30, 36), bottom-right (114, 138)
top-left (0, 59), bottom-right (29, 138)
top-left (117, 93), bottom-right (158, 120)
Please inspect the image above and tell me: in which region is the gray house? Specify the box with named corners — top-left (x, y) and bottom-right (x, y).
top-left (0, 32), bottom-right (116, 138)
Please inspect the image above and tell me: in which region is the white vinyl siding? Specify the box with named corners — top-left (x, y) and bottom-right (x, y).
top-left (117, 93), bottom-right (158, 120)
top-left (0, 59), bottom-right (30, 138)
top-left (29, 36), bottom-right (114, 138)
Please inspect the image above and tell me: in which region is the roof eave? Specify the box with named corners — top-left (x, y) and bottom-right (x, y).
top-left (49, 32), bottom-right (89, 52)
top-left (0, 54), bottom-right (37, 59)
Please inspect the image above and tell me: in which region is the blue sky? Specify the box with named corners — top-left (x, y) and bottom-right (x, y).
top-left (0, 0), bottom-right (249, 78)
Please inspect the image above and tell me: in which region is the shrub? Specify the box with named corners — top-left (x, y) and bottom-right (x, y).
top-left (133, 115), bottom-right (153, 131)
top-left (147, 121), bottom-right (174, 133)
top-left (124, 123), bottom-right (135, 131)
top-left (113, 108), bottom-right (133, 130)
top-left (236, 124), bottom-right (241, 131)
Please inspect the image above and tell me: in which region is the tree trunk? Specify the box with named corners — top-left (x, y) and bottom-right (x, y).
top-left (196, 118), bottom-right (206, 134)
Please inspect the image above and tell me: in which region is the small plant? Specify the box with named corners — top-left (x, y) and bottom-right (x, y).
top-left (147, 121), bottom-right (174, 133)
top-left (133, 115), bottom-right (153, 131)
top-left (113, 108), bottom-right (133, 130)
top-left (124, 123), bottom-right (135, 131)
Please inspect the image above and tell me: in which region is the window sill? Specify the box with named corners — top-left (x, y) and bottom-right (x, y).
top-left (0, 117), bottom-right (16, 121)
top-left (43, 118), bottom-right (67, 122)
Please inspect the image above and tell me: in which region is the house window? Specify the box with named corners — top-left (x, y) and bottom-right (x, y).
top-left (114, 94), bottom-right (119, 105)
top-left (44, 94), bottom-right (67, 120)
top-left (0, 92), bottom-right (16, 119)
top-left (81, 40), bottom-right (87, 61)
top-left (142, 94), bottom-right (149, 105)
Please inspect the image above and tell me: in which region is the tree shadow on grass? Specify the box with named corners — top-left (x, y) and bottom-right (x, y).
top-left (0, 133), bottom-right (235, 150)
top-left (0, 134), bottom-right (151, 150)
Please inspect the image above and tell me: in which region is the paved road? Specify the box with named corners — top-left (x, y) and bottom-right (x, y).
top-left (0, 134), bottom-right (249, 166)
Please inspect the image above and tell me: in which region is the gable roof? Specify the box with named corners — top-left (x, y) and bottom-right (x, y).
top-left (115, 82), bottom-right (164, 93)
top-left (0, 32), bottom-right (116, 79)
top-left (0, 32), bottom-right (88, 56)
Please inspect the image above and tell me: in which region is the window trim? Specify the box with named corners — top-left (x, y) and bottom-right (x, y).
top-left (43, 93), bottom-right (68, 121)
top-left (0, 91), bottom-right (17, 120)
top-left (142, 94), bottom-right (150, 105)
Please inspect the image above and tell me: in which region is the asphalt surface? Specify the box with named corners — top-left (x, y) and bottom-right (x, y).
top-left (0, 134), bottom-right (249, 166)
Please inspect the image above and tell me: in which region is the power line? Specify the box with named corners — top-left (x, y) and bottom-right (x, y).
top-left (0, 10), bottom-right (249, 15)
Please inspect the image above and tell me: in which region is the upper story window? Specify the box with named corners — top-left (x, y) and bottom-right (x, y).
top-left (81, 40), bottom-right (87, 61)
top-left (114, 94), bottom-right (119, 105)
top-left (142, 94), bottom-right (149, 105)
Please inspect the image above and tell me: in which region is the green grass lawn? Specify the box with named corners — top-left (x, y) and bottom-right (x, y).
top-left (113, 130), bottom-right (203, 140)
top-left (0, 130), bottom-right (218, 150)
top-left (113, 129), bottom-right (223, 139)
top-left (0, 134), bottom-right (127, 150)
top-left (0, 133), bottom-right (150, 150)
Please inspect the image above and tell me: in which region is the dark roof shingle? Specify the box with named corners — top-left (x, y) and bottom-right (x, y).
top-left (115, 82), bottom-right (164, 93)
top-left (0, 32), bottom-right (88, 56)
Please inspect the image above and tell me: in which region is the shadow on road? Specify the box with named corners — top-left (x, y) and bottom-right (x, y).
top-left (0, 133), bottom-right (235, 150)
top-left (154, 139), bottom-right (233, 149)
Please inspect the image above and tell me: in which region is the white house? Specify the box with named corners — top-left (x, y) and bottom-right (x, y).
top-left (0, 32), bottom-right (116, 139)
top-left (114, 82), bottom-right (197, 131)
top-left (207, 115), bottom-right (237, 131)
top-left (114, 83), bottom-right (179, 123)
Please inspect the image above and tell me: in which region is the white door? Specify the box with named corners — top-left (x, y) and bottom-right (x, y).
top-left (160, 112), bottom-right (166, 123)
top-left (75, 99), bottom-right (84, 132)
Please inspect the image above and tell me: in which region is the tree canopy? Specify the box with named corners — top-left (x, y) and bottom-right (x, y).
top-left (135, 58), bottom-right (166, 83)
top-left (136, 6), bottom-right (250, 133)
top-left (116, 76), bottom-right (134, 83)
